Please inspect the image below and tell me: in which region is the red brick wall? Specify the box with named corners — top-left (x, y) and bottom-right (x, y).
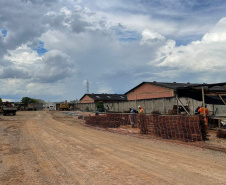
top-left (127, 83), bottom-right (174, 100)
top-left (80, 95), bottom-right (94, 103)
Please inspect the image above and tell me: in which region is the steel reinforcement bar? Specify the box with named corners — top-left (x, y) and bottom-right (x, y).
top-left (85, 113), bottom-right (207, 146)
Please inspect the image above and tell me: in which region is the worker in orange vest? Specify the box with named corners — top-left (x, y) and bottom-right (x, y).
top-left (198, 105), bottom-right (209, 128)
top-left (138, 105), bottom-right (143, 114)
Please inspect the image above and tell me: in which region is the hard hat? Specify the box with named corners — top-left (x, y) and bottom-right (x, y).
top-left (138, 105), bottom-right (141, 108)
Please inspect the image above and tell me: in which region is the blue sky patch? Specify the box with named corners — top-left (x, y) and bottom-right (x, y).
top-left (1, 29), bottom-right (7, 37)
top-left (118, 31), bottom-right (141, 42)
top-left (33, 41), bottom-right (48, 56)
top-left (119, 37), bottom-right (139, 42)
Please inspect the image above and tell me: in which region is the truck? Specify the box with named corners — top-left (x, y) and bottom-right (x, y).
top-left (1, 102), bottom-right (17, 116)
top-left (3, 107), bottom-right (17, 116)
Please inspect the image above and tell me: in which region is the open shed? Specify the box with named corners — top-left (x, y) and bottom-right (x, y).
top-left (176, 82), bottom-right (226, 128)
top-left (176, 82), bottom-right (226, 105)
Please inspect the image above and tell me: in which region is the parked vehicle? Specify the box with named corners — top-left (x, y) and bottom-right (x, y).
top-left (1, 101), bottom-right (17, 116)
top-left (26, 103), bottom-right (37, 111)
top-left (60, 100), bottom-right (69, 111)
top-left (49, 105), bottom-right (55, 111)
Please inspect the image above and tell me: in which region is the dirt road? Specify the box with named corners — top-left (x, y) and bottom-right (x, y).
top-left (0, 111), bottom-right (226, 185)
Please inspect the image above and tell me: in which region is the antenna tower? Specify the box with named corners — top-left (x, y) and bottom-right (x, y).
top-left (86, 80), bottom-right (89, 94)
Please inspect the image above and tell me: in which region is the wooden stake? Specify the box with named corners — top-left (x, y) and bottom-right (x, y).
top-left (202, 87), bottom-right (207, 125)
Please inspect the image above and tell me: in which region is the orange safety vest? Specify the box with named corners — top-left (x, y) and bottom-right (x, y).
top-left (198, 107), bottom-right (209, 127)
top-left (139, 107), bottom-right (143, 113)
top-left (198, 107), bottom-right (209, 115)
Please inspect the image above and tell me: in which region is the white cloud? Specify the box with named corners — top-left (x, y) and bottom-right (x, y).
top-left (154, 17), bottom-right (226, 82)
top-left (60, 7), bottom-right (72, 18)
top-left (26, 82), bottom-right (65, 96)
top-left (202, 17), bottom-right (226, 43)
top-left (4, 44), bottom-right (42, 65)
top-left (140, 29), bottom-right (165, 45)
top-left (2, 99), bottom-right (13, 102)
top-left (0, 79), bottom-right (27, 96)
top-left (97, 86), bottom-right (114, 94)
top-left (2, 43), bottom-right (74, 83)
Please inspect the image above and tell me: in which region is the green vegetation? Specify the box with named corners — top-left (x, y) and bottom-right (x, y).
top-left (21, 97), bottom-right (39, 106)
top-left (96, 101), bottom-right (104, 112)
top-left (85, 106), bottom-right (90, 112)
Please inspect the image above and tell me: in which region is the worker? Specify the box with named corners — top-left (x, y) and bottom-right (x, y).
top-left (194, 106), bottom-right (200, 115)
top-left (138, 105), bottom-right (143, 114)
top-left (129, 108), bottom-right (136, 128)
top-left (198, 105), bottom-right (209, 128)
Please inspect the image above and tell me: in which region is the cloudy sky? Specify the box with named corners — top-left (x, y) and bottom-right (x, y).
top-left (1, 0), bottom-right (226, 102)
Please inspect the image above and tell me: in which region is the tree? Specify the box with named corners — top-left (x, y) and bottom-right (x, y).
top-left (21, 97), bottom-right (38, 106)
top-left (33, 98), bottom-right (46, 104)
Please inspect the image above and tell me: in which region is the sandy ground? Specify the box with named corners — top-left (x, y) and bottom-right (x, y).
top-left (0, 111), bottom-right (226, 185)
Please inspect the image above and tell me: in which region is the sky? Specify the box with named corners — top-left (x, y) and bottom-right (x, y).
top-left (1, 0), bottom-right (226, 102)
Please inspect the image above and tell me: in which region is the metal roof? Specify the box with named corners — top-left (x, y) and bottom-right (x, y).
top-left (125, 81), bottom-right (198, 95)
top-left (186, 82), bottom-right (226, 92)
top-left (176, 82), bottom-right (226, 105)
top-left (80, 94), bottom-right (127, 101)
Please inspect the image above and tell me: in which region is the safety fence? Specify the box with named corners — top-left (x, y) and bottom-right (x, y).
top-left (85, 113), bottom-right (207, 146)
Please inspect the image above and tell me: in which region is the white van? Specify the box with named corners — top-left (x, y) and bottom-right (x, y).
top-left (49, 105), bottom-right (55, 111)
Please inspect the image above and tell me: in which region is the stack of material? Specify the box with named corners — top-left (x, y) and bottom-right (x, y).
top-left (84, 113), bottom-right (207, 142)
top-left (85, 115), bottom-right (120, 128)
top-left (106, 114), bottom-right (130, 125)
top-left (139, 115), bottom-right (206, 142)
top-left (121, 114), bottom-right (130, 125)
top-left (139, 115), bottom-right (149, 134)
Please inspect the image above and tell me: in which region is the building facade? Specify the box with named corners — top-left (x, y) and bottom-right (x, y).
top-left (125, 82), bottom-right (196, 101)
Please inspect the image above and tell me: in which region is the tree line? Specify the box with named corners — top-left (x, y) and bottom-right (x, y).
top-left (20, 97), bottom-right (45, 106)
top-left (0, 97), bottom-right (45, 106)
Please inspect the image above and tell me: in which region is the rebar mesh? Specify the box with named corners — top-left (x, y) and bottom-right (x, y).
top-left (85, 113), bottom-right (207, 145)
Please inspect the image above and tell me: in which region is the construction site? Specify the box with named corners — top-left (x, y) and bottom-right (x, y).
top-left (0, 82), bottom-right (226, 185)
top-left (0, 109), bottom-right (226, 184)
